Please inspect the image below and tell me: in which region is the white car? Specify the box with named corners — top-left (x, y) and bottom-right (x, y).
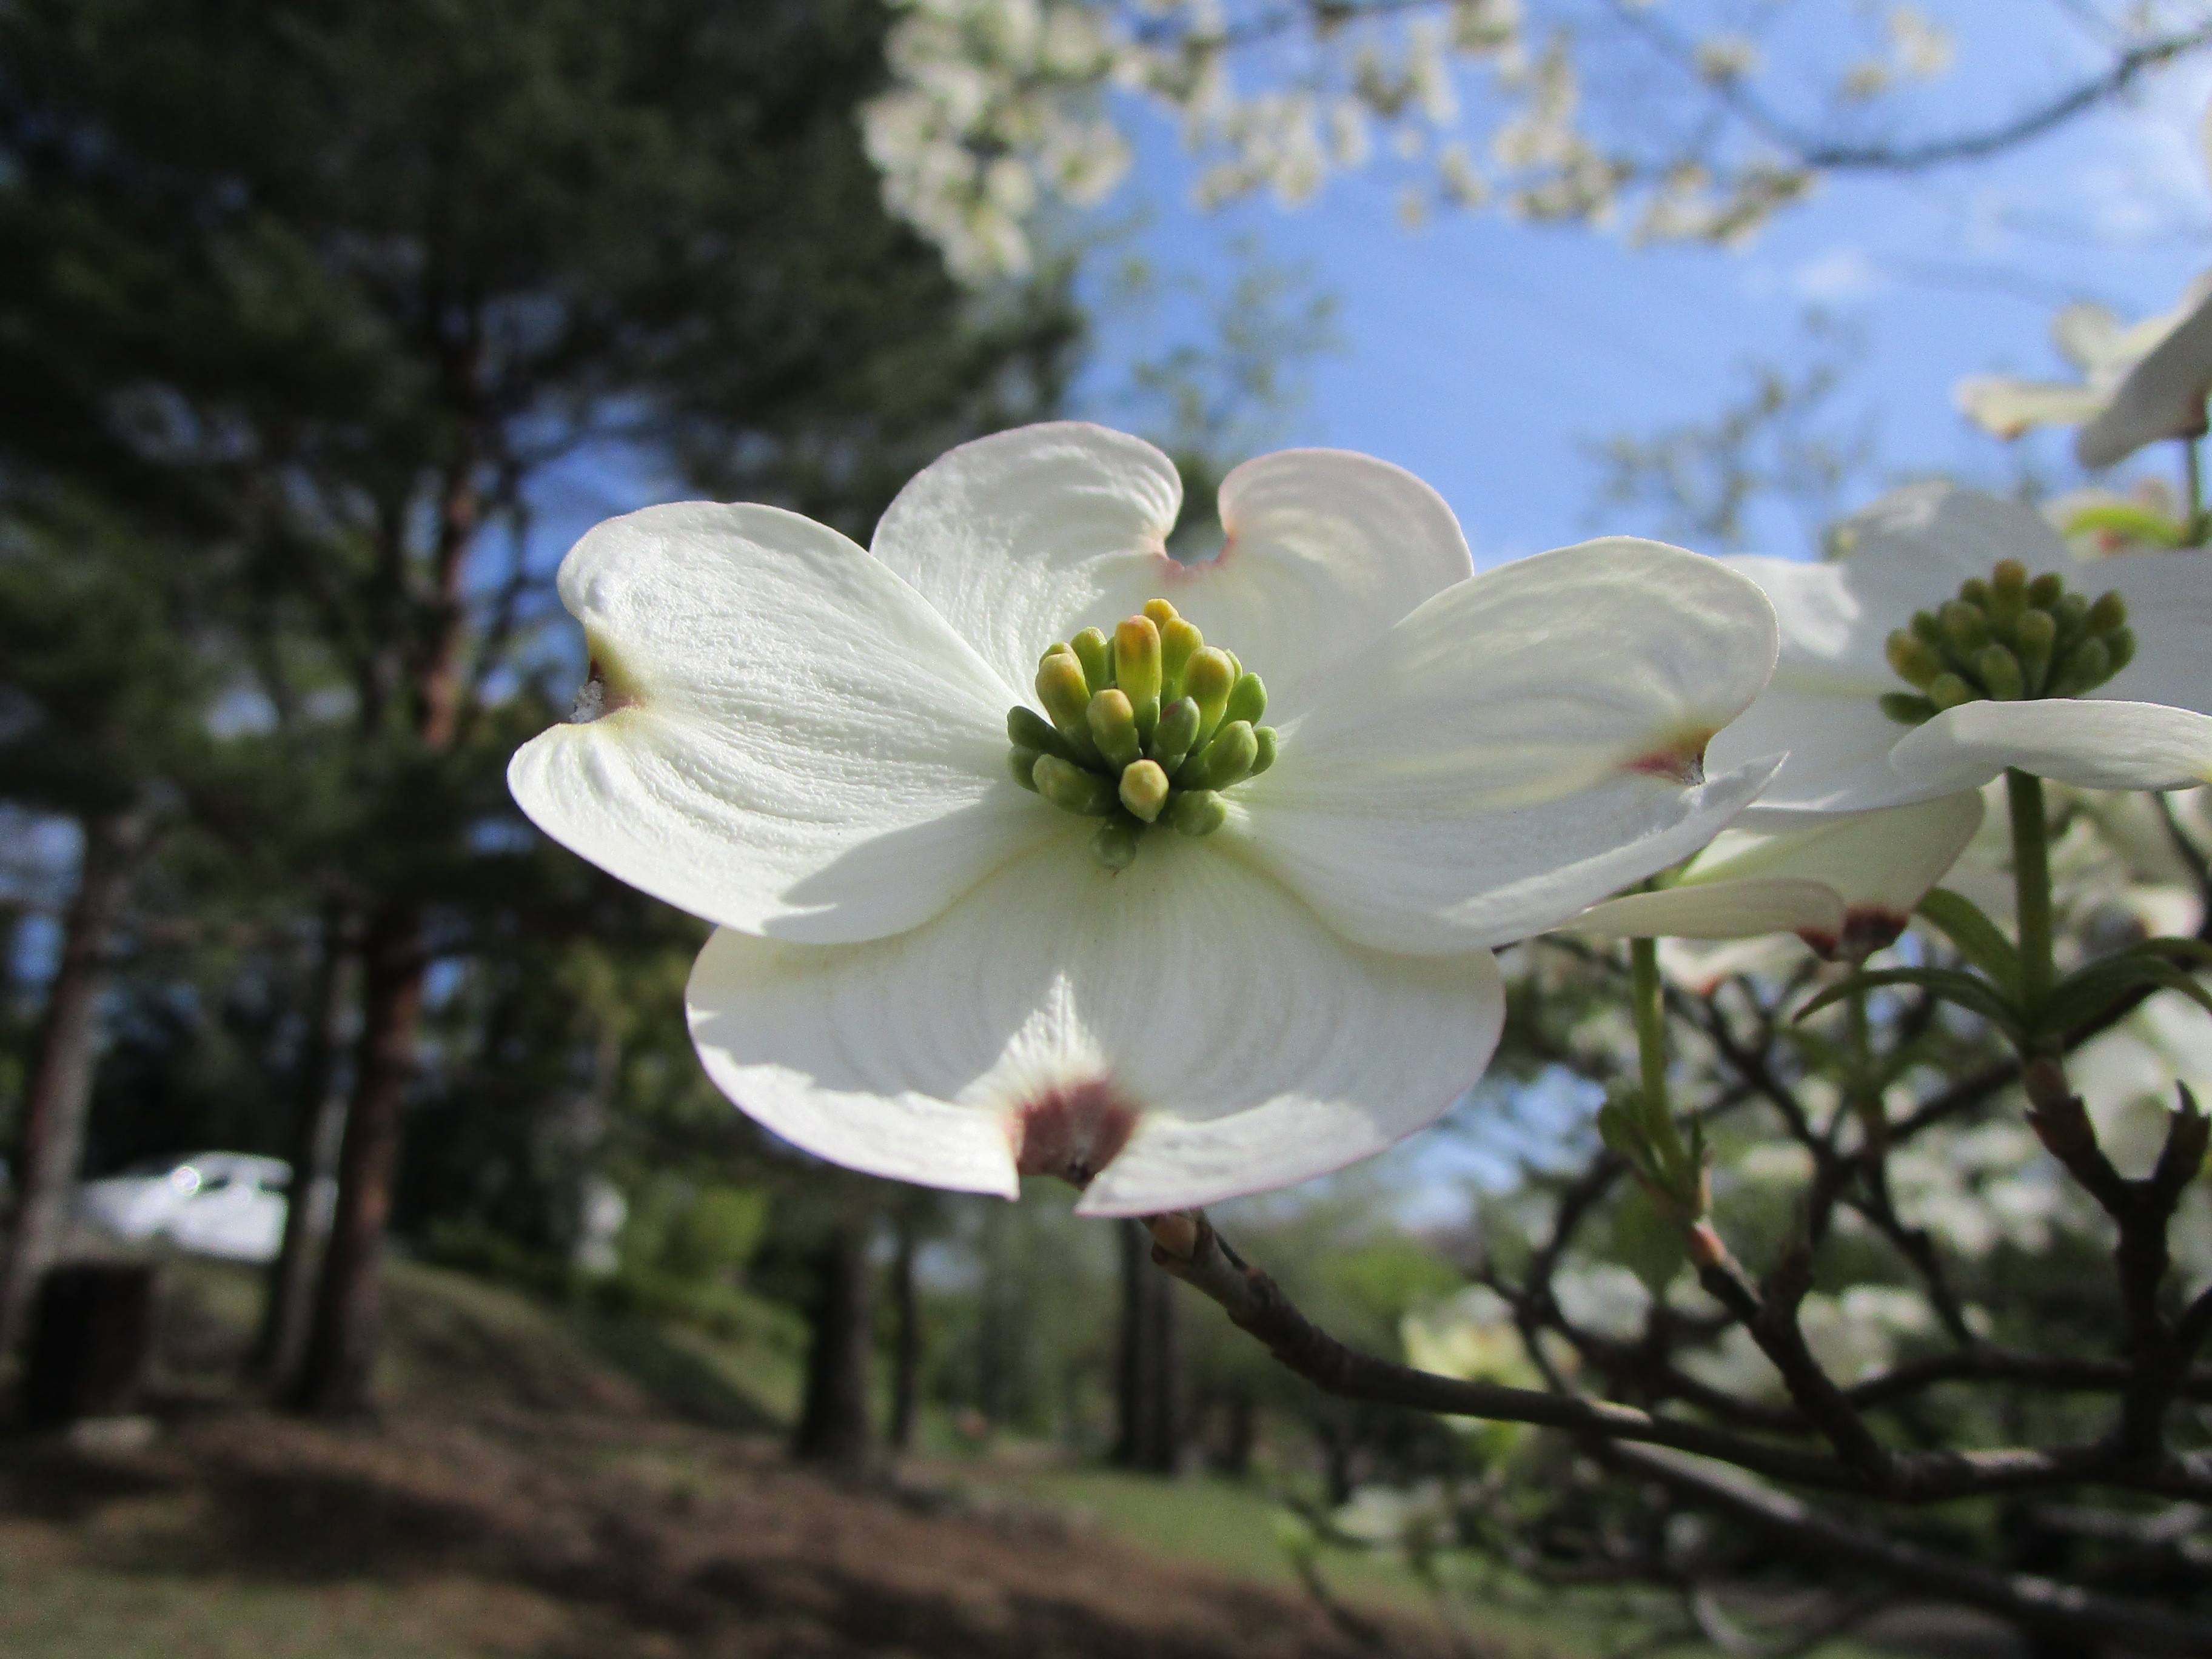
top-left (78, 1152), bottom-right (295, 1263)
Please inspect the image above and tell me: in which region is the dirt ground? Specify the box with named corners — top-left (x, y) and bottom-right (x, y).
top-left (0, 1263), bottom-right (1497, 1659)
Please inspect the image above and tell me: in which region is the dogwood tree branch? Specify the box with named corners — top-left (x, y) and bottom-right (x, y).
top-left (1147, 1210), bottom-right (2212, 1504)
top-left (1606, 1), bottom-right (2212, 174)
top-left (2022, 1061), bottom-right (2209, 1460)
top-left (1608, 1445), bottom-right (2212, 1657)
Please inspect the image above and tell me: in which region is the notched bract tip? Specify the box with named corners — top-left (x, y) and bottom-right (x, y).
top-left (1628, 728), bottom-right (1715, 786)
top-left (1011, 1082), bottom-right (1138, 1188)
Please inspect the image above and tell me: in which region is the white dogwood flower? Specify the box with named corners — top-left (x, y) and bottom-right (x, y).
top-left (1567, 791), bottom-right (1983, 960)
top-left (1708, 484), bottom-right (2212, 823)
top-left (1954, 276), bottom-right (2212, 466)
top-left (510, 423), bottom-right (1781, 1215)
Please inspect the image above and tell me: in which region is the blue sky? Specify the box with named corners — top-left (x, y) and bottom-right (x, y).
top-left (1069, 3), bottom-right (2212, 568)
top-left (527, 8), bottom-right (2212, 578)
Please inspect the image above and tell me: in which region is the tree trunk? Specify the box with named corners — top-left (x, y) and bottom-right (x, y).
top-left (287, 906), bottom-right (424, 1417)
top-left (252, 910), bottom-right (356, 1390)
top-left (1145, 1231), bottom-right (1182, 1470)
top-left (888, 1214), bottom-right (921, 1452)
top-left (288, 454), bottom-right (478, 1416)
top-left (1113, 1219), bottom-right (1182, 1473)
top-left (0, 812), bottom-right (133, 1355)
top-left (792, 1219), bottom-right (873, 1467)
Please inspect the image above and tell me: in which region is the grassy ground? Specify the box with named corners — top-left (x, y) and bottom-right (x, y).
top-left (0, 1255), bottom-right (1526, 1659)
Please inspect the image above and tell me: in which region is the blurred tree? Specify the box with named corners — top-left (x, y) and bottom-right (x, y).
top-left (0, 513), bottom-right (212, 1350)
top-left (1112, 1219), bottom-right (1184, 1472)
top-left (0, 0), bottom-right (1078, 1413)
top-left (863, 1), bottom-right (2212, 283)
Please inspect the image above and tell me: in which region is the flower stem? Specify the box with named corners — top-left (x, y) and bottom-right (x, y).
top-left (2188, 436), bottom-right (2207, 547)
top-left (2006, 766), bottom-right (2054, 1025)
top-left (1629, 936), bottom-right (1689, 1175)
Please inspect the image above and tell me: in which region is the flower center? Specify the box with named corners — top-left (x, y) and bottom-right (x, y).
top-left (1007, 598), bottom-right (1280, 870)
top-left (1880, 558), bottom-right (2135, 726)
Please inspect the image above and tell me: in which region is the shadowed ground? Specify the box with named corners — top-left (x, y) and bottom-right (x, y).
top-left (0, 1259), bottom-right (1496, 1659)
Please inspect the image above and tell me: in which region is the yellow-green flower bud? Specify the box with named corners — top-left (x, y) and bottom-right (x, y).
top-left (1070, 627), bottom-right (1113, 694)
top-left (1977, 643), bottom-right (2025, 701)
top-left (1959, 577), bottom-right (1991, 608)
top-left (1909, 609), bottom-right (1945, 647)
top-left (1939, 601), bottom-right (1988, 652)
top-left (1248, 725), bottom-right (1279, 777)
top-left (1118, 759), bottom-right (1170, 822)
top-left (1879, 692), bottom-right (1937, 726)
top-left (1090, 817), bottom-right (1141, 871)
top-left (2086, 590), bottom-right (2128, 634)
top-left (2026, 572), bottom-right (2063, 608)
top-left (1182, 647), bottom-right (1237, 740)
top-left (1160, 617), bottom-right (1204, 700)
top-left (1928, 672), bottom-right (1976, 711)
top-left (1008, 706), bottom-right (1079, 763)
top-left (1150, 697), bottom-right (1200, 773)
top-left (1036, 649), bottom-right (1093, 745)
top-left (1224, 672), bottom-right (1267, 728)
top-left (1033, 754), bottom-right (1117, 816)
top-left (1009, 603), bottom-right (1277, 865)
top-left (1886, 629), bottom-right (1943, 689)
top-left (2105, 625), bottom-right (2136, 676)
top-left (1184, 720), bottom-right (1258, 791)
top-left (1168, 789), bottom-right (1228, 837)
top-left (1114, 615), bottom-right (1162, 717)
top-left (2052, 637), bottom-right (2110, 697)
top-left (2014, 608), bottom-right (2056, 688)
top-left (1088, 688), bottom-right (1142, 768)
top-left (1987, 562), bottom-right (2028, 637)
top-left (2052, 592), bottom-right (2090, 646)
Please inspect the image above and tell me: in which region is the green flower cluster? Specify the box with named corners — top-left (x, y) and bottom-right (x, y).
top-left (1009, 597), bottom-right (1279, 869)
top-left (1881, 558), bottom-right (2135, 726)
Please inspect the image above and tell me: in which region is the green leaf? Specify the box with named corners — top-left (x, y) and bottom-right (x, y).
top-left (1915, 888), bottom-right (2022, 993)
top-left (2039, 956), bottom-right (2212, 1039)
top-left (1796, 967), bottom-right (2024, 1038)
top-left (2128, 937), bottom-right (2212, 973)
top-left (2057, 501), bottom-right (2189, 549)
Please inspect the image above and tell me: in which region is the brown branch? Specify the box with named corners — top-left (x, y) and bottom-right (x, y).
top-left (1148, 1212), bottom-right (2212, 1506)
top-left (1844, 1346), bottom-right (2212, 1412)
top-left (1147, 1211), bottom-right (1868, 1491)
top-left (2025, 1064), bottom-right (2209, 1460)
top-left (1609, 1445), bottom-right (2212, 1657)
top-left (1686, 1228), bottom-right (1892, 1480)
top-left (1606, 0), bottom-right (2212, 175)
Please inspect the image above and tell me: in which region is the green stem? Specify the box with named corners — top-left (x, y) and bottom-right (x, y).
top-left (1629, 937), bottom-right (1683, 1164)
top-left (2006, 767), bottom-right (2054, 1026)
top-left (2188, 436), bottom-right (2206, 546)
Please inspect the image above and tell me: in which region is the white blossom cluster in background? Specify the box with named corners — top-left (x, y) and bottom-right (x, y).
top-left (862, 0), bottom-right (1978, 282)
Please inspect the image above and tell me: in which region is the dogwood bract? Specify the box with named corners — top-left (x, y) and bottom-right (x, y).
top-left (1708, 484), bottom-right (2212, 824)
top-left (509, 423), bottom-right (1781, 1215)
top-left (1567, 792), bottom-right (1983, 960)
top-left (1954, 276), bottom-right (2212, 468)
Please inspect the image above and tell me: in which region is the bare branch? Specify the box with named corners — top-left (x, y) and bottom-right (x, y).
top-left (1145, 1211), bottom-right (2212, 1506)
top-left (1607, 0), bottom-right (2212, 175)
top-left (1610, 1445), bottom-right (2212, 1657)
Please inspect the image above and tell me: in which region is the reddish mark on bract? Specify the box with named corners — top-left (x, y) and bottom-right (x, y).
top-left (1798, 905), bottom-right (1907, 964)
top-left (1013, 1082), bottom-right (1137, 1189)
top-left (1628, 729), bottom-right (1715, 786)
